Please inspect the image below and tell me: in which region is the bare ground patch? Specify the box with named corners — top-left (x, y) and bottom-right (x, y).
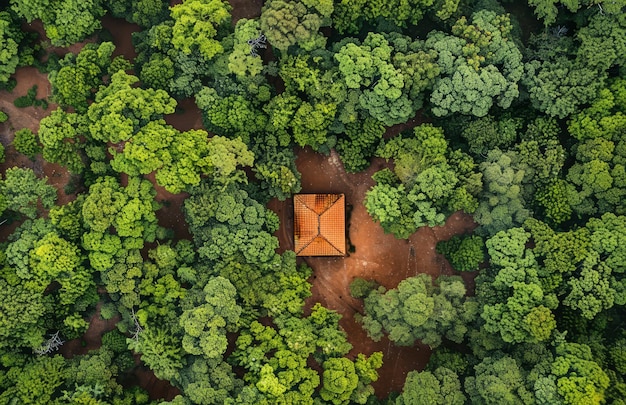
top-left (268, 147), bottom-right (477, 397)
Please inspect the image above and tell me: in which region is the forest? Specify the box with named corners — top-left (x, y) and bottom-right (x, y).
top-left (0, 0), bottom-right (625, 403)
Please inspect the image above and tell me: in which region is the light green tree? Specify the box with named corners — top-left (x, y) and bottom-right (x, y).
top-left (170, 0), bottom-right (231, 61)
top-left (1, 167), bottom-right (56, 219)
top-left (396, 367), bottom-right (465, 405)
top-left (11, 0), bottom-right (105, 46)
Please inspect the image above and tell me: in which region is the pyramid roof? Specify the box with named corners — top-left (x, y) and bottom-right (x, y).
top-left (294, 194), bottom-right (346, 256)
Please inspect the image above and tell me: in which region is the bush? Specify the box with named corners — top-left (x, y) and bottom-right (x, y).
top-left (349, 277), bottom-right (379, 299)
top-left (13, 85), bottom-right (46, 108)
top-left (0, 111), bottom-right (7, 123)
top-left (101, 330), bottom-right (128, 353)
top-left (0, 79), bottom-right (17, 92)
top-left (100, 302), bottom-right (118, 320)
top-left (12, 128), bottom-right (41, 159)
top-left (437, 234), bottom-right (485, 272)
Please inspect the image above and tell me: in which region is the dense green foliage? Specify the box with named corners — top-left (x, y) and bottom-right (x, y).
top-left (10, 0), bottom-right (105, 46)
top-left (1, 0), bottom-right (626, 403)
top-left (12, 128), bottom-right (41, 159)
top-left (365, 124), bottom-right (482, 238)
top-left (0, 11), bottom-right (23, 84)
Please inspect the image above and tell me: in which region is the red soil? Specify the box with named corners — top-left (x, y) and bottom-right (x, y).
top-left (0, 67), bottom-right (76, 219)
top-left (101, 16), bottom-right (141, 61)
top-left (268, 148), bottom-right (477, 396)
top-left (145, 172), bottom-right (193, 242)
top-left (165, 98), bottom-right (204, 132)
top-left (59, 302), bottom-right (120, 358)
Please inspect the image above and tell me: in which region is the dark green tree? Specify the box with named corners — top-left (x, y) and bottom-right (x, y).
top-left (426, 10), bottom-right (523, 117)
top-left (10, 0), bottom-right (105, 46)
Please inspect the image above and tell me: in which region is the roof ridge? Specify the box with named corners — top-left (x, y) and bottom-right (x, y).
top-left (319, 234), bottom-right (343, 255)
top-left (298, 194), bottom-right (340, 215)
top-left (294, 193), bottom-right (345, 256)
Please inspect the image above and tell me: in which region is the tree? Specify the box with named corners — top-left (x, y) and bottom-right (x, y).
top-left (436, 234), bottom-right (485, 272)
top-left (319, 358), bottom-right (359, 405)
top-left (0, 11), bottom-right (23, 84)
top-left (176, 357), bottom-right (243, 405)
top-left (128, 325), bottom-right (185, 382)
top-left (523, 31), bottom-right (610, 119)
top-left (37, 108), bottom-right (90, 174)
top-left (0, 355), bottom-right (68, 404)
top-left (292, 101), bottom-right (337, 151)
top-left (87, 71), bottom-right (176, 144)
top-left (10, 0), bottom-right (105, 46)
top-left (460, 114), bottom-right (521, 156)
top-left (482, 281), bottom-right (557, 344)
top-left (106, 0), bottom-right (170, 27)
top-left (139, 52), bottom-right (175, 90)
top-left (0, 278), bottom-right (50, 351)
top-left (170, 0), bottom-right (231, 61)
top-left (366, 124), bottom-right (481, 238)
top-left (359, 274), bottom-right (476, 348)
top-left (464, 355), bottom-right (535, 404)
top-left (336, 117), bottom-right (385, 173)
top-left (232, 320), bottom-right (321, 404)
top-left (195, 86), bottom-right (267, 144)
top-left (1, 167), bottom-right (56, 219)
top-left (565, 79), bottom-right (626, 216)
top-left (81, 176), bottom-right (160, 271)
top-left (479, 226), bottom-right (560, 343)
top-left (524, 57), bottom-right (606, 120)
top-left (426, 10), bottom-right (523, 117)
top-left (253, 144), bottom-right (302, 201)
top-left (549, 343), bottom-right (610, 405)
top-left (179, 277), bottom-right (241, 359)
top-left (49, 42), bottom-right (130, 112)
top-left (576, 12), bottom-right (626, 73)
top-left (227, 18), bottom-right (265, 78)
top-left (109, 119), bottom-right (253, 193)
top-left (260, 0), bottom-right (332, 52)
top-left (396, 367), bottom-right (465, 405)
top-left (12, 128), bottom-right (41, 159)
top-left (332, 0), bottom-right (460, 34)
top-left (66, 348), bottom-right (122, 397)
top-left (474, 149), bottom-right (530, 235)
top-left (334, 33), bottom-right (426, 126)
top-left (528, 0), bottom-right (626, 26)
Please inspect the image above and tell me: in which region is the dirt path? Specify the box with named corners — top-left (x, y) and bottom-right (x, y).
top-left (268, 147), bottom-right (477, 396)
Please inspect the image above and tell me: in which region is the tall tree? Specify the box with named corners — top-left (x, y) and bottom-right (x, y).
top-left (426, 10), bottom-right (523, 117)
top-left (10, 0), bottom-right (105, 46)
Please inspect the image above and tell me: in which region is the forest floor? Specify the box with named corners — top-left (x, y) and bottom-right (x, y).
top-left (0, 0), bottom-right (478, 400)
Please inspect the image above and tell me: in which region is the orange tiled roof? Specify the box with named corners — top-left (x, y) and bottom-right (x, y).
top-left (294, 194), bottom-right (346, 256)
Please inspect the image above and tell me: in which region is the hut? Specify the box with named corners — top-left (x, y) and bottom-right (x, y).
top-left (293, 194), bottom-right (346, 256)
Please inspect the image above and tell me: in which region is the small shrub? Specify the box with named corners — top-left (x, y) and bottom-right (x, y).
top-left (0, 111), bottom-right (7, 123)
top-left (349, 277), bottom-right (379, 299)
top-left (13, 85), bottom-right (46, 108)
top-left (100, 302), bottom-right (118, 320)
top-left (436, 234), bottom-right (485, 272)
top-left (101, 329), bottom-right (128, 353)
top-left (12, 128), bottom-right (41, 159)
top-left (13, 95), bottom-right (33, 108)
